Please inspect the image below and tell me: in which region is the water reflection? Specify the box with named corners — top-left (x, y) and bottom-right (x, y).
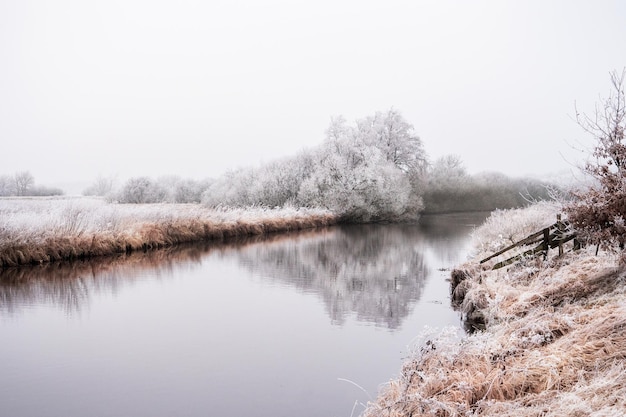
top-left (223, 224), bottom-right (428, 329)
top-left (0, 214), bottom-right (488, 417)
top-left (0, 213), bottom-right (486, 328)
top-left (0, 243), bottom-right (210, 315)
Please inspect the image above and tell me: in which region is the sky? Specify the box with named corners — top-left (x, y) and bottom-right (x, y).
top-left (1, 0), bottom-right (625, 193)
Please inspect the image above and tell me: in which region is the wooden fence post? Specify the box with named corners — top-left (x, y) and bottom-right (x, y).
top-left (543, 227), bottom-right (550, 259)
top-left (557, 214), bottom-right (564, 256)
top-left (480, 216), bottom-right (578, 269)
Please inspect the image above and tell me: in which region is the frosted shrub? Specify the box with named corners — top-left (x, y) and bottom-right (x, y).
top-left (202, 168), bottom-right (256, 207)
top-left (117, 177), bottom-right (167, 203)
top-left (471, 201), bottom-right (561, 258)
top-left (565, 70), bottom-right (626, 249)
top-left (202, 109), bottom-right (427, 222)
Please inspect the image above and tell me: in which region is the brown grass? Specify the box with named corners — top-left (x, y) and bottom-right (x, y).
top-left (362, 206), bottom-right (626, 416)
top-left (0, 200), bottom-right (338, 267)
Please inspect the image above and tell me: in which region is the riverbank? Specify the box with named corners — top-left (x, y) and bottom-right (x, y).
top-left (362, 202), bottom-right (626, 416)
top-left (0, 197), bottom-right (338, 267)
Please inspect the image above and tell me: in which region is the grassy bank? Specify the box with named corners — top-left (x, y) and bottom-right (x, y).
top-left (362, 202), bottom-right (626, 416)
top-left (0, 197), bottom-right (338, 267)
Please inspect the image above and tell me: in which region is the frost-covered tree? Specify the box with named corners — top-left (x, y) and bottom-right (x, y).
top-left (299, 146), bottom-right (412, 221)
top-left (355, 108), bottom-right (427, 174)
top-left (356, 109), bottom-right (427, 212)
top-left (202, 168), bottom-right (256, 207)
top-left (14, 171), bottom-right (34, 196)
top-left (298, 110), bottom-right (425, 221)
top-left (0, 171), bottom-right (62, 197)
top-left (117, 177), bottom-right (166, 204)
top-left (427, 155), bottom-right (469, 189)
top-left (250, 151), bottom-right (316, 208)
top-left (172, 178), bottom-right (211, 203)
top-left (156, 176), bottom-right (185, 203)
top-left (83, 175), bottom-right (117, 197)
top-left (0, 175), bottom-right (14, 196)
top-left (565, 69), bottom-right (626, 247)
top-left (201, 109), bottom-right (427, 221)
top-left (202, 150), bottom-right (315, 208)
top-left (88, 175), bottom-right (210, 203)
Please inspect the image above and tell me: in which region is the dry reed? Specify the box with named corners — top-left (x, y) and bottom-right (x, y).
top-left (362, 204), bottom-right (626, 417)
top-left (0, 198), bottom-right (338, 267)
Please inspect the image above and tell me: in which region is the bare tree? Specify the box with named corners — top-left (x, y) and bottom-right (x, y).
top-left (13, 171), bottom-right (34, 196)
top-left (0, 175), bottom-right (14, 196)
top-left (83, 175), bottom-right (117, 197)
top-left (565, 69), bottom-right (626, 247)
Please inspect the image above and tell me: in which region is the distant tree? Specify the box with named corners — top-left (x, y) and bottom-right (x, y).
top-left (118, 177), bottom-right (166, 204)
top-left (422, 154), bottom-right (554, 213)
top-left (250, 152), bottom-right (315, 207)
top-left (0, 171), bottom-right (63, 197)
top-left (14, 171), bottom-right (34, 196)
top-left (83, 175), bottom-right (117, 197)
top-left (422, 155), bottom-right (471, 213)
top-left (428, 155), bottom-right (468, 189)
top-left (28, 185), bottom-right (64, 196)
top-left (155, 175), bottom-right (183, 203)
top-left (172, 178), bottom-right (210, 203)
top-left (202, 168), bottom-right (256, 207)
top-left (0, 175), bottom-right (14, 196)
top-left (565, 69), bottom-right (626, 247)
top-left (202, 149), bottom-right (317, 208)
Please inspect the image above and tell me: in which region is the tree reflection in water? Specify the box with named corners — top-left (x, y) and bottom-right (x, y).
top-left (0, 244), bottom-right (209, 315)
top-left (0, 213), bottom-right (486, 329)
top-left (223, 224), bottom-right (428, 329)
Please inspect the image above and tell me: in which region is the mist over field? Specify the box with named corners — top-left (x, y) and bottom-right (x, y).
top-left (2, 1), bottom-right (625, 191)
top-left (1, 108), bottom-right (557, 221)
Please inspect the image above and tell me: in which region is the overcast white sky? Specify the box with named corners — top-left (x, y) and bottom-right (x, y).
top-left (1, 0), bottom-right (625, 192)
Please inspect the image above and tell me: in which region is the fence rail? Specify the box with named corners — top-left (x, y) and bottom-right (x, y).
top-left (480, 215), bottom-right (580, 270)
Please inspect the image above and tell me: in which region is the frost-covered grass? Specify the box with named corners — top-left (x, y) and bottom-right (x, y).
top-left (0, 197), bottom-right (337, 266)
top-left (469, 200), bottom-right (562, 260)
top-left (362, 204), bottom-right (626, 416)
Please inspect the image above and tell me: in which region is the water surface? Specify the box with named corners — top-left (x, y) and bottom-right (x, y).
top-left (0, 212), bottom-right (487, 417)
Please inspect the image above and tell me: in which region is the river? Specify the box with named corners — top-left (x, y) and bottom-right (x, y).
top-left (0, 212), bottom-right (488, 417)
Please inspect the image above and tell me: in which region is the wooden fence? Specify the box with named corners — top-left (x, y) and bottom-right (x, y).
top-left (480, 215), bottom-right (580, 270)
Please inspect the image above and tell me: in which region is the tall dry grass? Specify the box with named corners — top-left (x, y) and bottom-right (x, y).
top-left (362, 204), bottom-right (626, 416)
top-left (0, 197), bottom-right (337, 267)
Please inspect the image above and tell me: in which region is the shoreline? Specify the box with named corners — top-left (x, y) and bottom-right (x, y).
top-left (0, 198), bottom-right (338, 267)
top-left (362, 203), bottom-right (626, 416)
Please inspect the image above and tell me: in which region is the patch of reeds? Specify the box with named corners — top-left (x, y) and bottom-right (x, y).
top-left (0, 198), bottom-right (338, 267)
top-left (362, 204), bottom-right (626, 416)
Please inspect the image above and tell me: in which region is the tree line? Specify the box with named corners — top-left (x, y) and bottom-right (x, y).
top-left (422, 154), bottom-right (553, 213)
top-left (7, 70), bottom-right (624, 245)
top-left (81, 109), bottom-right (554, 220)
top-left (0, 171), bottom-right (63, 197)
